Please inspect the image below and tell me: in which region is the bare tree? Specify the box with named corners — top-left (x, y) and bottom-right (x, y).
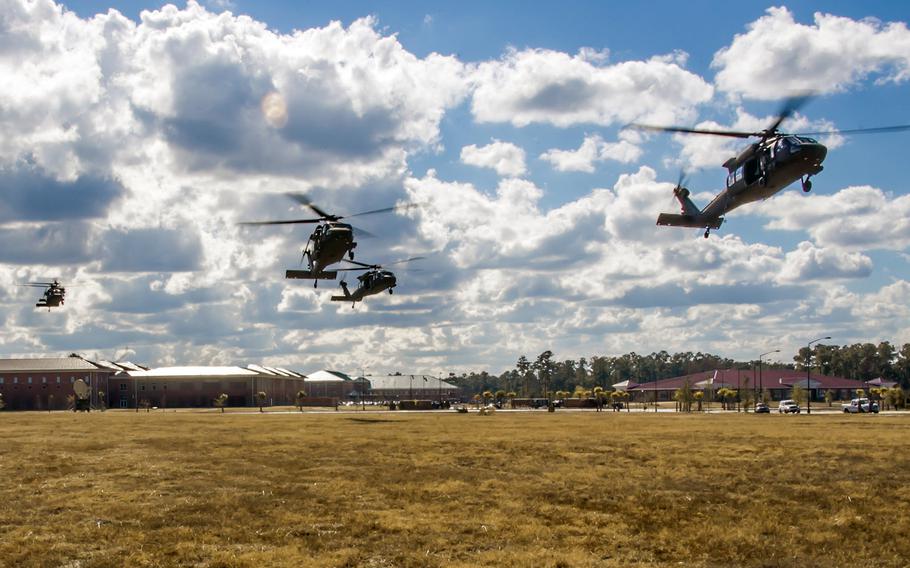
top-left (256, 391), bottom-right (267, 412)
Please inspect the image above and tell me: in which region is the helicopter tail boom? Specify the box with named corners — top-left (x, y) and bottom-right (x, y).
top-left (286, 269), bottom-right (337, 280)
top-left (656, 213), bottom-right (723, 230)
top-left (330, 282), bottom-right (354, 302)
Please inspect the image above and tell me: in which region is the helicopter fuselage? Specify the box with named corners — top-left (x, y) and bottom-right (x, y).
top-left (331, 269), bottom-right (397, 305)
top-left (705, 136), bottom-right (826, 217)
top-left (659, 135), bottom-right (827, 232)
top-left (36, 287), bottom-right (65, 308)
top-left (308, 222), bottom-right (356, 274)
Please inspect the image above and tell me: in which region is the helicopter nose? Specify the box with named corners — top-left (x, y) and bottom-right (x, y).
top-left (805, 143), bottom-right (827, 165)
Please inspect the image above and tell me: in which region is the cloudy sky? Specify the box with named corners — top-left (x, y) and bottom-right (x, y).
top-left (2, 0), bottom-right (909, 374)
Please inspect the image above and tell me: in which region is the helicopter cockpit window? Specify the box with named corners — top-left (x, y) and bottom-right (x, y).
top-left (775, 137), bottom-right (793, 156)
top-left (797, 136), bottom-right (817, 144)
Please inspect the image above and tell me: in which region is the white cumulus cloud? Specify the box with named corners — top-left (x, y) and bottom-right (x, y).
top-left (540, 133), bottom-right (642, 172)
top-left (713, 7), bottom-right (910, 99)
top-left (779, 241), bottom-right (873, 282)
top-left (460, 139), bottom-right (527, 177)
top-left (471, 48), bottom-right (713, 127)
top-left (755, 185), bottom-right (910, 250)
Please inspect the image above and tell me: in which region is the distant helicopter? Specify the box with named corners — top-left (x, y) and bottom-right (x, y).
top-left (21, 279), bottom-right (66, 310)
top-left (240, 194), bottom-right (418, 286)
top-left (331, 257), bottom-right (424, 307)
top-left (630, 96), bottom-right (910, 238)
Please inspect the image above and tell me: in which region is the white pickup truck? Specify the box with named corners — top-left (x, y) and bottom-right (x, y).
top-left (842, 398), bottom-right (879, 413)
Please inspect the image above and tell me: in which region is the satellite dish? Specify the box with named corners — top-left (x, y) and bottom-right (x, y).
top-left (73, 379), bottom-right (89, 399)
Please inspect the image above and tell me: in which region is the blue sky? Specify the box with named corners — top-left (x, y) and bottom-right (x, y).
top-left (1, 0), bottom-right (909, 373)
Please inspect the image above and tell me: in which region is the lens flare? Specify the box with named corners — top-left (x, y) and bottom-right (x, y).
top-left (261, 91), bottom-right (288, 128)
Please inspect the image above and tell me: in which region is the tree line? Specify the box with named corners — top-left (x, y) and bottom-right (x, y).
top-left (447, 342), bottom-right (910, 396)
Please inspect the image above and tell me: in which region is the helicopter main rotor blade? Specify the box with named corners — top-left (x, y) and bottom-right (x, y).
top-left (239, 218), bottom-right (323, 226)
top-left (340, 258), bottom-right (378, 269)
top-left (345, 202), bottom-right (422, 219)
top-left (385, 256), bottom-right (426, 266)
top-left (765, 94), bottom-right (813, 135)
top-left (796, 124), bottom-right (910, 136)
top-left (627, 123), bottom-right (755, 138)
top-left (286, 193), bottom-right (334, 220)
top-left (351, 226), bottom-right (377, 239)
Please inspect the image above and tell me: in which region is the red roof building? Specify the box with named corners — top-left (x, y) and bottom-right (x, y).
top-left (629, 368), bottom-right (870, 402)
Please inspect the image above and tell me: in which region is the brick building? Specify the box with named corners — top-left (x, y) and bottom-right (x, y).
top-left (109, 365), bottom-right (310, 408)
top-left (630, 368), bottom-right (873, 402)
top-left (0, 356), bottom-right (114, 410)
top-left (0, 356), bottom-right (312, 410)
top-left (0, 356), bottom-right (458, 410)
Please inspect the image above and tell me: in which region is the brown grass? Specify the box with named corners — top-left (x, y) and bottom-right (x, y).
top-left (0, 410), bottom-right (908, 567)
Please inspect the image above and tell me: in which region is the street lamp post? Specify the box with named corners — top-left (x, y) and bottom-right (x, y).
top-left (806, 336), bottom-right (831, 415)
top-left (758, 349), bottom-right (780, 404)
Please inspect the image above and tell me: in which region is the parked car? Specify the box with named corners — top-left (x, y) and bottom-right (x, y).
top-left (842, 398), bottom-right (879, 413)
top-left (778, 399), bottom-right (801, 414)
top-left (755, 402), bottom-right (770, 413)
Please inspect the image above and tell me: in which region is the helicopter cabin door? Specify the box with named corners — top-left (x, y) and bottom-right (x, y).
top-left (742, 157), bottom-right (761, 186)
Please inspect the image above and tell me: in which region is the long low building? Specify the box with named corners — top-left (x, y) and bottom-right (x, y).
top-left (0, 356), bottom-right (313, 410)
top-left (0, 356), bottom-right (457, 410)
top-left (0, 356), bottom-right (113, 410)
top-left (363, 374), bottom-right (461, 400)
top-left (110, 366), bottom-right (310, 408)
top-left (629, 368), bottom-right (875, 402)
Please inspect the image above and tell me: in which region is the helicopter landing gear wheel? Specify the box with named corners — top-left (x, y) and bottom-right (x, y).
top-left (313, 280), bottom-right (318, 289)
top-left (389, 288), bottom-right (394, 295)
top-left (802, 177), bottom-right (812, 193)
top-left (704, 229), bottom-right (710, 239)
top-left (348, 250), bottom-right (354, 260)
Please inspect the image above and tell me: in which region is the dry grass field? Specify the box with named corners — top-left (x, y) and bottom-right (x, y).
top-left (1, 409), bottom-right (908, 567)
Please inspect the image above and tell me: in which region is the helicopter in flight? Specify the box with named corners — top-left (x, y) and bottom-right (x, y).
top-left (240, 194), bottom-right (419, 287)
top-left (331, 257), bottom-right (424, 307)
top-left (21, 279), bottom-right (66, 310)
top-left (630, 96), bottom-right (910, 238)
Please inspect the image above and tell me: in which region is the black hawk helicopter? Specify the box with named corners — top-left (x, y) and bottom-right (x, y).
top-left (630, 96), bottom-right (910, 238)
top-left (240, 194), bottom-right (418, 287)
top-left (21, 279), bottom-right (66, 310)
top-left (331, 257), bottom-right (424, 307)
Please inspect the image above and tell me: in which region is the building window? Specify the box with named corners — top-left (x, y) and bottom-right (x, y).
top-left (119, 383), bottom-right (127, 391)
top-left (56, 377), bottom-right (61, 384)
top-left (13, 377), bottom-right (18, 384)
top-left (140, 385), bottom-right (145, 391)
top-left (0, 378), bottom-right (3, 385)
top-left (70, 377), bottom-right (75, 383)
top-left (42, 377), bottom-right (47, 384)
top-left (27, 377), bottom-right (32, 384)
top-left (151, 384), bottom-right (156, 391)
